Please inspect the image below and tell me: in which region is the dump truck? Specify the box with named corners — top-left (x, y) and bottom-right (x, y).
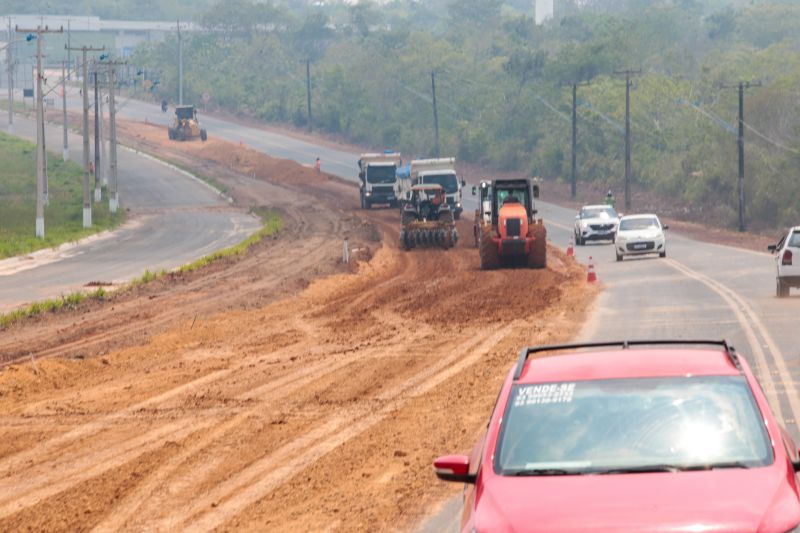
top-left (394, 157), bottom-right (465, 219)
top-left (475, 178), bottom-right (546, 269)
top-left (358, 152), bottom-right (402, 209)
top-left (399, 184), bottom-right (458, 250)
top-left (168, 105), bottom-right (207, 142)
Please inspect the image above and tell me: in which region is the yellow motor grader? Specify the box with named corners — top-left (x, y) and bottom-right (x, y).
top-left (168, 105), bottom-right (208, 142)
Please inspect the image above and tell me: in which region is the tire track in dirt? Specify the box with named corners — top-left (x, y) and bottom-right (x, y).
top-left (0, 121), bottom-right (595, 532)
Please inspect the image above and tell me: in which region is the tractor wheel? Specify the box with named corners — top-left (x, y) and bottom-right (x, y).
top-left (178, 129), bottom-right (187, 142)
top-left (200, 129), bottom-right (208, 142)
top-left (454, 210), bottom-right (461, 221)
top-left (168, 128), bottom-right (175, 140)
top-left (479, 227), bottom-right (500, 270)
top-left (527, 220), bottom-right (547, 269)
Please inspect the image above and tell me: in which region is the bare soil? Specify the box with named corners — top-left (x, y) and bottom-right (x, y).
top-left (0, 121), bottom-right (597, 531)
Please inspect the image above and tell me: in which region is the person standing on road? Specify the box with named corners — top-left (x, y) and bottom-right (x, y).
top-left (605, 189), bottom-right (616, 208)
top-left (315, 157), bottom-right (321, 174)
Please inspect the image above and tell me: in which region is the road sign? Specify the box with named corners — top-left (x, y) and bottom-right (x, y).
top-left (23, 88), bottom-right (34, 98)
top-left (202, 92), bottom-right (210, 103)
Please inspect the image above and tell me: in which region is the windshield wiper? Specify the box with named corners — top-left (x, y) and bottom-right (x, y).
top-left (596, 462), bottom-right (752, 475)
top-left (508, 468), bottom-right (577, 476)
top-left (595, 464), bottom-right (682, 474)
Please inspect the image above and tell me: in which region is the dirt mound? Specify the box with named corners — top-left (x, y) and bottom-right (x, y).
top-left (0, 120), bottom-right (597, 532)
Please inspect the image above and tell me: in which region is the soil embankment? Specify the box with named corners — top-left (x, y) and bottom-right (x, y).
top-left (0, 121), bottom-right (597, 531)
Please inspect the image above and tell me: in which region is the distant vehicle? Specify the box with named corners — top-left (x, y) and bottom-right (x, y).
top-left (357, 152), bottom-right (402, 209)
top-left (399, 184), bottom-right (457, 250)
top-left (615, 214), bottom-right (667, 261)
top-left (433, 340), bottom-right (800, 533)
top-left (574, 204), bottom-right (620, 245)
top-left (768, 226), bottom-right (800, 297)
top-left (474, 178), bottom-right (545, 269)
top-left (168, 105), bottom-right (207, 142)
top-left (395, 158), bottom-right (465, 219)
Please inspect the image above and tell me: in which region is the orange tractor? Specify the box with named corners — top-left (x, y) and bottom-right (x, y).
top-left (474, 178), bottom-right (546, 269)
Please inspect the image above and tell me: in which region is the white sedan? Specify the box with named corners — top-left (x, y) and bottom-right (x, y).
top-left (615, 214), bottom-right (668, 261)
top-left (768, 226), bottom-right (800, 297)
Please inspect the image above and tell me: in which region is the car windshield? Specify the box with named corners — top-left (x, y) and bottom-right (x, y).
top-left (619, 217), bottom-right (659, 231)
top-left (421, 173), bottom-right (458, 194)
top-left (581, 207), bottom-right (617, 219)
top-left (495, 376), bottom-right (772, 475)
top-left (367, 165), bottom-right (396, 184)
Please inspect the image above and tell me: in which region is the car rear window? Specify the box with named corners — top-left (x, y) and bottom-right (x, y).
top-left (619, 218), bottom-right (659, 231)
top-left (495, 376), bottom-right (772, 475)
top-left (789, 231), bottom-right (800, 248)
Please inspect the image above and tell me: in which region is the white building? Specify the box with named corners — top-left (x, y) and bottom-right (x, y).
top-left (535, 0), bottom-right (555, 25)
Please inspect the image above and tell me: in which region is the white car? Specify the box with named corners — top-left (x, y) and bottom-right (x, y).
top-left (768, 226), bottom-right (800, 298)
top-left (574, 204), bottom-right (619, 245)
top-left (615, 214), bottom-right (668, 261)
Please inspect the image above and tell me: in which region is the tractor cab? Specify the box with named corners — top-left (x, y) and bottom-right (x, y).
top-left (408, 184), bottom-right (447, 221)
top-left (175, 105), bottom-right (196, 121)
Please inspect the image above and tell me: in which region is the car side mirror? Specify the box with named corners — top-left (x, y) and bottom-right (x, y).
top-left (434, 455), bottom-right (476, 484)
top-left (768, 245), bottom-right (777, 253)
top-left (471, 186), bottom-right (477, 196)
top-left (663, 225), bottom-right (669, 230)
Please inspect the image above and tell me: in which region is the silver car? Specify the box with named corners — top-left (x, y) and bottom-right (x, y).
top-left (574, 205), bottom-right (620, 245)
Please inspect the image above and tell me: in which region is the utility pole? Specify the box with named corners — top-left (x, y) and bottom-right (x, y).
top-left (66, 19), bottom-right (71, 80)
top-left (66, 45), bottom-right (104, 226)
top-left (614, 69), bottom-right (641, 211)
top-left (722, 80), bottom-right (761, 232)
top-left (565, 81), bottom-right (591, 199)
top-left (6, 18), bottom-right (13, 134)
top-left (98, 58), bottom-right (126, 213)
top-left (61, 61), bottom-right (68, 162)
top-left (177, 20), bottom-right (183, 105)
top-left (17, 24), bottom-right (63, 239)
top-left (306, 59), bottom-right (312, 132)
top-left (431, 70), bottom-right (440, 158)
top-left (93, 68), bottom-right (101, 201)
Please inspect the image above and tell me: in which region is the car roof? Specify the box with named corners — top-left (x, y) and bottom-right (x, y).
top-left (517, 348), bottom-right (741, 384)
top-left (581, 205), bottom-right (614, 210)
top-left (620, 213), bottom-right (659, 220)
top-left (411, 184), bottom-right (444, 191)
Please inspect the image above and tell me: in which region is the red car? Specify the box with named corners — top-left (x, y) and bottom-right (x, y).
top-left (434, 340), bottom-right (800, 533)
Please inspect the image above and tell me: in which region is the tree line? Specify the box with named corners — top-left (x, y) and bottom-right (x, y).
top-left (132, 0), bottom-right (800, 231)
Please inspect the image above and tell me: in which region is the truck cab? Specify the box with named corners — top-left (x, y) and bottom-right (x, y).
top-left (358, 152), bottom-right (402, 209)
top-left (416, 170), bottom-right (465, 220)
top-left (396, 157), bottom-right (465, 219)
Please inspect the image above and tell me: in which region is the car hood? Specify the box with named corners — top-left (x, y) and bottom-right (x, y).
top-left (580, 216), bottom-right (618, 225)
top-left (474, 468), bottom-right (800, 533)
top-left (617, 228), bottom-right (662, 240)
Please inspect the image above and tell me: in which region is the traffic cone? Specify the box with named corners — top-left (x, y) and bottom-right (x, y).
top-left (587, 256), bottom-right (597, 283)
top-left (566, 237), bottom-right (574, 257)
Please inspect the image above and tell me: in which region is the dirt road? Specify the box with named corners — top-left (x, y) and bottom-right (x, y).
top-left (0, 123), bottom-right (596, 531)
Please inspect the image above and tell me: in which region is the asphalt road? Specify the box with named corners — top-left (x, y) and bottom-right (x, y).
top-left (0, 101), bottom-right (260, 312)
top-left (69, 94), bottom-right (799, 530)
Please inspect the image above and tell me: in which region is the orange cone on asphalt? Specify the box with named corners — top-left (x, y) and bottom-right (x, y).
top-left (566, 237), bottom-right (574, 257)
top-left (587, 256), bottom-right (597, 283)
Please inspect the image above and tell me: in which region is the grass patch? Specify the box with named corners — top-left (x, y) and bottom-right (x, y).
top-left (0, 132), bottom-right (125, 258)
top-left (0, 287), bottom-right (107, 330)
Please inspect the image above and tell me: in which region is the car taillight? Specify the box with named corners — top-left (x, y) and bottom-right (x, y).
top-left (783, 249), bottom-right (793, 266)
